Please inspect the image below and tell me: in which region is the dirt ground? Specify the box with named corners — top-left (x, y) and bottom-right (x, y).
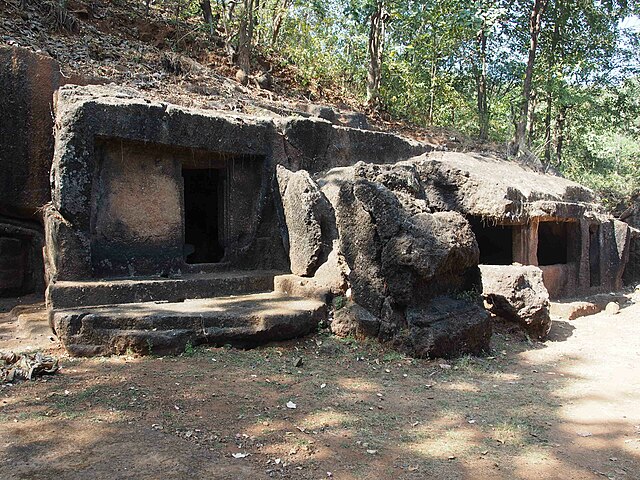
top-left (1, 292), bottom-right (639, 480)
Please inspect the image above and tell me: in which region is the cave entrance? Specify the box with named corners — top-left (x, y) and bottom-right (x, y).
top-left (589, 224), bottom-right (601, 287)
top-left (469, 217), bottom-right (513, 265)
top-left (537, 221), bottom-right (570, 266)
top-left (182, 168), bottom-right (225, 264)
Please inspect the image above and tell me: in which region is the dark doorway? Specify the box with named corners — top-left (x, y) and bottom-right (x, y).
top-left (589, 224), bottom-right (601, 287)
top-left (537, 221), bottom-right (568, 265)
top-left (183, 168), bottom-right (224, 264)
top-left (469, 217), bottom-right (513, 265)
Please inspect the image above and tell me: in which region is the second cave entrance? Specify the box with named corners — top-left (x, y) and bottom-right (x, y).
top-left (183, 167), bottom-right (225, 264)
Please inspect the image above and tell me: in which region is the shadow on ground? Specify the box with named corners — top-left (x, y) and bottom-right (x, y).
top-left (1, 302), bottom-right (639, 480)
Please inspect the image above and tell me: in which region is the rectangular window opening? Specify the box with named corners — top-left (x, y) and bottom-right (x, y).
top-left (469, 217), bottom-right (513, 265)
top-left (182, 168), bottom-right (224, 264)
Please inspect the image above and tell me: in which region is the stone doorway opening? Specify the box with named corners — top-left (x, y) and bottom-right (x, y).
top-left (182, 167), bottom-right (225, 264)
top-left (469, 217), bottom-right (513, 265)
top-left (589, 224), bottom-right (601, 287)
top-left (537, 221), bottom-right (569, 265)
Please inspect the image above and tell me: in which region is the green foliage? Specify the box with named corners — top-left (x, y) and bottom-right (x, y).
top-left (151, 0), bottom-right (640, 209)
top-left (183, 340), bottom-right (196, 356)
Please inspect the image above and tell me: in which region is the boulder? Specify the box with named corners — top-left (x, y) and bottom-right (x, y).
top-left (319, 162), bottom-right (480, 315)
top-left (276, 165), bottom-right (337, 276)
top-left (549, 301), bottom-right (601, 320)
top-left (605, 301), bottom-right (620, 315)
top-left (480, 264), bottom-right (551, 339)
top-left (313, 162), bottom-right (490, 357)
top-left (549, 293), bottom-right (628, 320)
top-left (273, 274), bottom-right (331, 302)
top-left (401, 297), bottom-right (491, 358)
top-left (330, 302), bottom-right (381, 339)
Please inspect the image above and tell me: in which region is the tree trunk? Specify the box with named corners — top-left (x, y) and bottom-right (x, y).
top-left (237, 0), bottom-right (255, 75)
top-left (200, 0), bottom-right (214, 35)
top-left (366, 1), bottom-right (386, 108)
top-left (554, 104), bottom-right (567, 166)
top-left (544, 90), bottom-right (553, 165)
top-left (271, 0), bottom-right (290, 46)
top-left (174, 0), bottom-right (183, 22)
top-left (544, 15), bottom-right (561, 167)
top-left (428, 59), bottom-right (437, 126)
top-left (527, 89), bottom-right (537, 142)
top-left (512, 0), bottom-right (549, 156)
top-left (219, 0), bottom-right (237, 64)
top-left (476, 28), bottom-right (489, 140)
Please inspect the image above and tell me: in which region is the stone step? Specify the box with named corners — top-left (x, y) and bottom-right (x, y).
top-left (51, 293), bottom-right (327, 356)
top-left (550, 293), bottom-right (630, 320)
top-left (48, 270), bottom-right (284, 309)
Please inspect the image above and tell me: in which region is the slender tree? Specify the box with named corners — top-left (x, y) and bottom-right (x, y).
top-left (511, 0), bottom-right (549, 157)
top-left (367, 0), bottom-right (387, 107)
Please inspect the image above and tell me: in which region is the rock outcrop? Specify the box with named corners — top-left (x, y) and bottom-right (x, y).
top-left (331, 302), bottom-right (381, 339)
top-left (308, 162), bottom-right (491, 357)
top-left (275, 166), bottom-right (336, 276)
top-left (0, 46), bottom-right (96, 296)
top-left (620, 193), bottom-right (640, 285)
top-left (402, 297), bottom-right (492, 358)
top-left (479, 264), bottom-right (551, 339)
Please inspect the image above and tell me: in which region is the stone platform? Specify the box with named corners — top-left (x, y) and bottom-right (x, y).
top-left (52, 293), bottom-right (327, 356)
top-left (48, 270), bottom-right (283, 309)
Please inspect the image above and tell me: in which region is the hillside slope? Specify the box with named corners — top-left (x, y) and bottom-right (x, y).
top-left (0, 0), bottom-right (486, 152)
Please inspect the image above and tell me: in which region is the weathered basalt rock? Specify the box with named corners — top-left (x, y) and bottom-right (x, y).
top-left (401, 297), bottom-right (491, 358)
top-left (620, 194), bottom-right (640, 285)
top-left (319, 162), bottom-right (480, 312)
top-left (480, 264), bottom-right (551, 339)
top-left (276, 166), bottom-right (337, 276)
top-left (0, 46), bottom-right (95, 219)
top-left (278, 118), bottom-right (427, 173)
top-left (312, 162), bottom-right (490, 357)
top-left (0, 46), bottom-right (96, 296)
top-left (52, 293), bottom-right (327, 356)
top-left (330, 302), bottom-right (381, 339)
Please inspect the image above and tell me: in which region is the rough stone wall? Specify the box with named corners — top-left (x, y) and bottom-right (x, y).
top-left (0, 46), bottom-right (86, 218)
top-left (91, 140), bottom-right (184, 277)
top-left (46, 84), bottom-right (286, 284)
top-left (621, 196), bottom-right (640, 284)
top-left (0, 46), bottom-right (94, 296)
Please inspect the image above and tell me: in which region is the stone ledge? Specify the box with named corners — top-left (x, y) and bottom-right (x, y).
top-left (48, 270), bottom-right (284, 310)
top-left (52, 292), bottom-right (327, 356)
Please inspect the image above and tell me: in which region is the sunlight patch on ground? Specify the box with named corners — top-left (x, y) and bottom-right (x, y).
top-left (511, 445), bottom-right (583, 480)
top-left (517, 345), bottom-right (565, 360)
top-left (621, 437), bottom-right (640, 457)
top-left (441, 381), bottom-right (481, 393)
top-left (336, 378), bottom-right (380, 393)
top-left (488, 372), bottom-right (521, 382)
top-left (407, 425), bottom-right (480, 458)
top-left (244, 418), bottom-right (292, 437)
top-left (298, 408), bottom-right (355, 431)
